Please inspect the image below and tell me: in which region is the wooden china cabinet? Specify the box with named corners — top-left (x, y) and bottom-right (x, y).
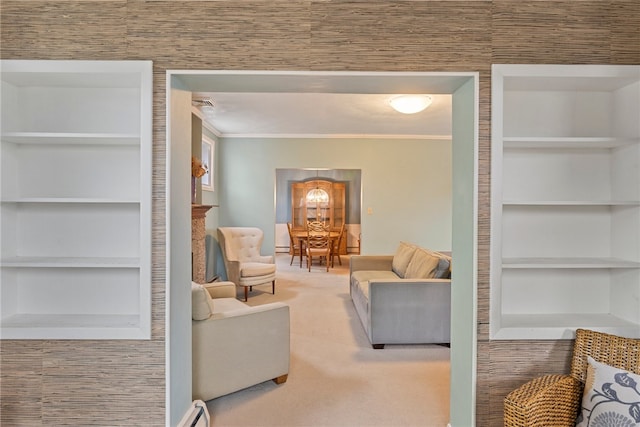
top-left (291, 180), bottom-right (347, 254)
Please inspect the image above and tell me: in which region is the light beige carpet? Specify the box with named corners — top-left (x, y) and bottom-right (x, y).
top-left (207, 254), bottom-right (450, 427)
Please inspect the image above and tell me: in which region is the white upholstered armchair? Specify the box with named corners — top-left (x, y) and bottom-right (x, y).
top-left (217, 227), bottom-right (276, 301)
top-left (191, 281), bottom-right (290, 402)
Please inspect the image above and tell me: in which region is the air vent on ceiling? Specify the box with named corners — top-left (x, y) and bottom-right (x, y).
top-left (192, 98), bottom-right (215, 108)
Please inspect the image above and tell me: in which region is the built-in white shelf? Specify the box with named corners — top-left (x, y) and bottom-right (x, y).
top-left (1, 314), bottom-right (145, 340)
top-left (503, 136), bottom-right (639, 149)
top-left (1, 132), bottom-right (140, 145)
top-left (1, 198), bottom-right (140, 203)
top-left (503, 257), bottom-right (640, 269)
top-left (0, 59), bottom-right (152, 340)
top-left (1, 256), bottom-right (140, 268)
top-left (494, 314), bottom-right (640, 340)
top-left (490, 64), bottom-right (640, 340)
top-left (503, 200), bottom-right (640, 206)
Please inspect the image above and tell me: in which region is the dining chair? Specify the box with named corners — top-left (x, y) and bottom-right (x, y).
top-left (305, 221), bottom-right (331, 272)
top-left (286, 222), bottom-right (305, 267)
top-left (331, 223), bottom-right (346, 267)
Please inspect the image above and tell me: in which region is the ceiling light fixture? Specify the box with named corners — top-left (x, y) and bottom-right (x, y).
top-left (306, 188), bottom-right (330, 204)
top-left (389, 95), bottom-right (433, 114)
top-left (306, 170), bottom-right (330, 205)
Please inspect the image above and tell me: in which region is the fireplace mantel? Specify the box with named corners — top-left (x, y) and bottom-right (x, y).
top-left (192, 204), bottom-right (214, 283)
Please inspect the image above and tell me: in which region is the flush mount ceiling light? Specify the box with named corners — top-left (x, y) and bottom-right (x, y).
top-left (389, 95), bottom-right (433, 114)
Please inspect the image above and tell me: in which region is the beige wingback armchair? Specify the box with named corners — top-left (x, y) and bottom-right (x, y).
top-left (217, 227), bottom-right (276, 301)
top-left (191, 281), bottom-right (290, 402)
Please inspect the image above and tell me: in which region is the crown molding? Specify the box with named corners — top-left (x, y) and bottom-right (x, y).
top-left (218, 133), bottom-right (452, 140)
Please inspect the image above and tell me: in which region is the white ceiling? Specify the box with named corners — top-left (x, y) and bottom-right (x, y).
top-left (184, 71), bottom-right (467, 139)
top-left (193, 92), bottom-right (452, 138)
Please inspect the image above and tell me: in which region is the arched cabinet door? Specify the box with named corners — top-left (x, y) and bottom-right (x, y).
top-left (290, 180), bottom-right (347, 253)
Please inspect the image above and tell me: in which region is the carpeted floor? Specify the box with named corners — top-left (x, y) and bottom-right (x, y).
top-left (206, 253), bottom-right (451, 427)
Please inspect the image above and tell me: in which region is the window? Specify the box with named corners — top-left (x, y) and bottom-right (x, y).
top-left (201, 135), bottom-right (214, 191)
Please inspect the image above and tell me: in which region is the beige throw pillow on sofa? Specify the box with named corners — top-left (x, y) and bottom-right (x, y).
top-left (192, 282), bottom-right (213, 321)
top-left (392, 241), bottom-right (417, 278)
top-left (404, 247), bottom-right (441, 279)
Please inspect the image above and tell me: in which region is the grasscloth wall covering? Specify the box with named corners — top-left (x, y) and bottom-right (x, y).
top-left (1, 1), bottom-right (638, 426)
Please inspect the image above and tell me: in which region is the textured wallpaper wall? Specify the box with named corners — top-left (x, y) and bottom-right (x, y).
top-left (1, 1), bottom-right (638, 425)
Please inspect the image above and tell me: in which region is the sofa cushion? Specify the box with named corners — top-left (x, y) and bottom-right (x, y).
top-left (192, 282), bottom-right (215, 320)
top-left (240, 262), bottom-right (276, 278)
top-left (210, 297), bottom-right (249, 315)
top-left (351, 270), bottom-right (401, 299)
top-left (392, 241), bottom-right (417, 278)
top-left (404, 247), bottom-right (441, 279)
top-left (432, 253), bottom-right (452, 279)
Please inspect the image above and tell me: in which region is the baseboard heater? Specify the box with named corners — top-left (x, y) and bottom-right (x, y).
top-left (178, 400), bottom-right (210, 427)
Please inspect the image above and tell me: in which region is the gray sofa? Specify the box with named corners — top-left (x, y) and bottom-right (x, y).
top-left (349, 242), bottom-right (452, 349)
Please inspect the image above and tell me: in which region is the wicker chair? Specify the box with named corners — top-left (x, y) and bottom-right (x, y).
top-left (504, 328), bottom-right (640, 427)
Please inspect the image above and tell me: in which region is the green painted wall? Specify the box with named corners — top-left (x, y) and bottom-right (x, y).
top-left (217, 137), bottom-right (452, 256)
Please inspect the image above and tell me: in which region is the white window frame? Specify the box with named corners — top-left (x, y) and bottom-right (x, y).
top-left (201, 135), bottom-right (214, 191)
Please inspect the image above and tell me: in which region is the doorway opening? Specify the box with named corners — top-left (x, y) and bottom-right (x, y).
top-left (166, 70), bottom-right (478, 427)
top-left (275, 168), bottom-right (362, 256)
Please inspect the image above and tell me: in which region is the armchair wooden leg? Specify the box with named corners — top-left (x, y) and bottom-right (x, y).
top-left (273, 374), bottom-right (288, 385)
top-left (244, 287), bottom-right (248, 302)
top-left (272, 280), bottom-right (275, 295)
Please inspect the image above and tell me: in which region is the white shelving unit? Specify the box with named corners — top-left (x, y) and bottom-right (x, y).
top-left (0, 60), bottom-right (152, 339)
top-left (490, 64), bottom-right (640, 340)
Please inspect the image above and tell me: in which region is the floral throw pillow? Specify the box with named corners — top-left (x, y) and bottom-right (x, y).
top-left (575, 356), bottom-right (640, 427)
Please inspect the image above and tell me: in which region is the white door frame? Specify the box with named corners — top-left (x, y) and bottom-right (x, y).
top-left (166, 70), bottom-right (479, 427)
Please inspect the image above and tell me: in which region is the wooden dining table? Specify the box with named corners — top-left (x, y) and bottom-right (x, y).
top-left (290, 229), bottom-right (341, 269)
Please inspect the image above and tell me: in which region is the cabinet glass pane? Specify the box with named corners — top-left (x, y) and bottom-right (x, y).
top-left (291, 185), bottom-right (305, 229)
